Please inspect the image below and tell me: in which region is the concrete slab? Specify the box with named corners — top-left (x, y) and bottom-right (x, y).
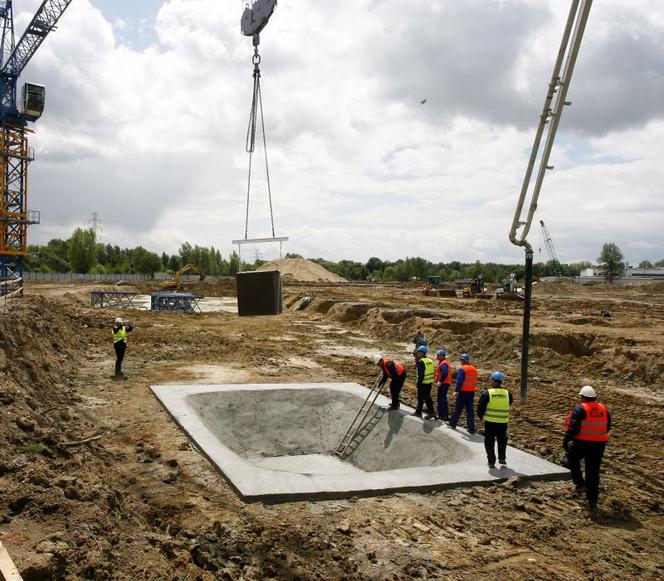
top-left (150, 383), bottom-right (569, 502)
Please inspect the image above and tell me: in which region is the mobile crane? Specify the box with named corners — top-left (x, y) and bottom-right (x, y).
top-left (0, 0), bottom-right (73, 296)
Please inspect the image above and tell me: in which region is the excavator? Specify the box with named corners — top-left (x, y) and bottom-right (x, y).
top-left (163, 264), bottom-right (204, 290)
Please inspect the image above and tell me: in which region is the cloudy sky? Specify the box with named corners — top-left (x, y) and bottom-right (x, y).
top-left (16, 0), bottom-right (664, 264)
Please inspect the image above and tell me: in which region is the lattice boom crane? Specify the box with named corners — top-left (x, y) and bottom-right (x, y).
top-left (0, 0), bottom-right (74, 296)
top-left (539, 220), bottom-right (561, 266)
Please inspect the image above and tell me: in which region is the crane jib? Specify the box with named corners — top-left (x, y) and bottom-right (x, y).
top-left (2, 0), bottom-right (74, 78)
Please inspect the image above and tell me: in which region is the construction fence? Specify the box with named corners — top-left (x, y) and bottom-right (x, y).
top-left (24, 272), bottom-right (234, 283)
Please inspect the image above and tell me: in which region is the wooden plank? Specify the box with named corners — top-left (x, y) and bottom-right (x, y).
top-left (0, 540), bottom-right (23, 581)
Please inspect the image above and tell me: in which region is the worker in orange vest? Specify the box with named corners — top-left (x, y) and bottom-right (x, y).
top-left (449, 353), bottom-right (477, 433)
top-left (563, 385), bottom-right (611, 510)
top-left (374, 355), bottom-right (407, 411)
top-left (433, 349), bottom-right (452, 421)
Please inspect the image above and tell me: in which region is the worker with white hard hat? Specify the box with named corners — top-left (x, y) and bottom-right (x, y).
top-left (373, 354), bottom-right (407, 411)
top-left (112, 317), bottom-right (134, 377)
top-left (563, 385), bottom-right (612, 510)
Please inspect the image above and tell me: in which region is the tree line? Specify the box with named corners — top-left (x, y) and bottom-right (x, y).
top-left (24, 229), bottom-right (662, 283)
top-left (26, 229), bottom-right (240, 276)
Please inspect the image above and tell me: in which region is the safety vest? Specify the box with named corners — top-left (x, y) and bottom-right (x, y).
top-left (564, 411), bottom-right (572, 432)
top-left (460, 364), bottom-right (478, 392)
top-left (382, 360), bottom-right (405, 379)
top-left (421, 357), bottom-right (435, 384)
top-left (112, 326), bottom-right (127, 344)
top-left (484, 388), bottom-right (510, 423)
top-left (434, 359), bottom-right (452, 385)
top-left (575, 402), bottom-right (609, 442)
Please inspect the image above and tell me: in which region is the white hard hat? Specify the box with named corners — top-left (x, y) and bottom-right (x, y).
top-left (114, 317), bottom-right (123, 324)
top-left (373, 354), bottom-right (383, 364)
top-left (578, 385), bottom-right (596, 398)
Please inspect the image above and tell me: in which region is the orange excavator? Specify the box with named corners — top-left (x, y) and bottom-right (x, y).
top-left (163, 264), bottom-right (204, 290)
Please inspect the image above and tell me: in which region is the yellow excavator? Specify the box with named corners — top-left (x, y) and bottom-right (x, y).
top-left (163, 264), bottom-right (204, 290)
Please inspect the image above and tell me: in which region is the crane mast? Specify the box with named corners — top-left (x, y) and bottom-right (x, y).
top-left (0, 0), bottom-right (73, 296)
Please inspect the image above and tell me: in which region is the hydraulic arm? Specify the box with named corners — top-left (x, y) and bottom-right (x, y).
top-left (509, 0), bottom-right (593, 401)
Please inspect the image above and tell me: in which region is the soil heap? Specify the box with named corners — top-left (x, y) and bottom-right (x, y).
top-left (257, 258), bottom-right (347, 283)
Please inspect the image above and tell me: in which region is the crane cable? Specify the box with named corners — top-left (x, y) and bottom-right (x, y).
top-left (244, 42), bottom-right (276, 240)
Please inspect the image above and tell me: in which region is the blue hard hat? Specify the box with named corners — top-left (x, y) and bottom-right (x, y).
top-left (460, 353), bottom-right (471, 361)
top-left (436, 349), bottom-right (447, 356)
top-left (416, 345), bottom-right (428, 353)
top-left (490, 371), bottom-right (504, 382)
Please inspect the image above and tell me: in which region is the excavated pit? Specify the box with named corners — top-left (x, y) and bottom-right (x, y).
top-left (151, 383), bottom-right (568, 502)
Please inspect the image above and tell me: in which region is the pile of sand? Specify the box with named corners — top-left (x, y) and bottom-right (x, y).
top-left (257, 258), bottom-right (347, 283)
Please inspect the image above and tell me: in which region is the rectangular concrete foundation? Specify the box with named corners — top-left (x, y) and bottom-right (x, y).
top-left (151, 383), bottom-right (569, 502)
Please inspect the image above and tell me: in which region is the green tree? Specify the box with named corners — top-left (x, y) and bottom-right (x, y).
top-left (132, 247), bottom-right (163, 275)
top-left (638, 260), bottom-right (653, 268)
top-left (597, 243), bottom-right (625, 283)
top-left (229, 251), bottom-right (240, 275)
top-left (67, 228), bottom-right (97, 273)
top-left (179, 242), bottom-right (193, 265)
top-left (168, 255), bottom-right (182, 272)
top-left (365, 257), bottom-right (384, 273)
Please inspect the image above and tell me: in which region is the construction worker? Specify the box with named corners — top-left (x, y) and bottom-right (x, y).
top-left (433, 349), bottom-right (452, 421)
top-left (411, 330), bottom-right (428, 354)
top-left (374, 355), bottom-right (407, 410)
top-left (412, 346), bottom-right (437, 420)
top-left (477, 371), bottom-right (513, 467)
top-left (112, 317), bottom-right (133, 377)
top-left (563, 385), bottom-right (611, 510)
top-left (449, 353), bottom-right (477, 433)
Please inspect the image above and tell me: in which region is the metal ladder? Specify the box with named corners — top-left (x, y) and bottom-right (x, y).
top-left (335, 375), bottom-right (385, 459)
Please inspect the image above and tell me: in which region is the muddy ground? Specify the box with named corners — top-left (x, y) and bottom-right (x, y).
top-left (0, 280), bottom-right (663, 580)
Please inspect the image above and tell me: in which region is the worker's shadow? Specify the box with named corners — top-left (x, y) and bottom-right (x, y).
top-left (384, 410), bottom-right (406, 448)
top-left (488, 465), bottom-right (519, 478)
top-left (587, 505), bottom-right (642, 531)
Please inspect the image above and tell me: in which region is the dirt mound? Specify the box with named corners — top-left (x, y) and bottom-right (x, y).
top-left (257, 258), bottom-right (347, 283)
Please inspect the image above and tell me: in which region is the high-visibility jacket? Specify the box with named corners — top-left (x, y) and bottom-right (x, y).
top-left (460, 364), bottom-right (478, 392)
top-left (381, 360), bottom-right (405, 379)
top-left (434, 359), bottom-right (452, 385)
top-left (112, 326), bottom-right (127, 344)
top-left (484, 388), bottom-right (510, 423)
top-left (575, 402), bottom-right (609, 442)
top-left (420, 357), bottom-right (435, 384)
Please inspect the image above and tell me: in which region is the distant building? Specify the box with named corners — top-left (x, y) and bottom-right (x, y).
top-left (580, 267), bottom-right (602, 278)
top-left (625, 267), bottom-right (664, 282)
top-left (578, 266), bottom-right (664, 285)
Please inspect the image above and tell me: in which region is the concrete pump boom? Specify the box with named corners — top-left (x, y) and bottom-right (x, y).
top-left (508, 0), bottom-right (593, 402)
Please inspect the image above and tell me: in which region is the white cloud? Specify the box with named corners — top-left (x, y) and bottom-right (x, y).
top-left (11, 0), bottom-right (664, 265)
